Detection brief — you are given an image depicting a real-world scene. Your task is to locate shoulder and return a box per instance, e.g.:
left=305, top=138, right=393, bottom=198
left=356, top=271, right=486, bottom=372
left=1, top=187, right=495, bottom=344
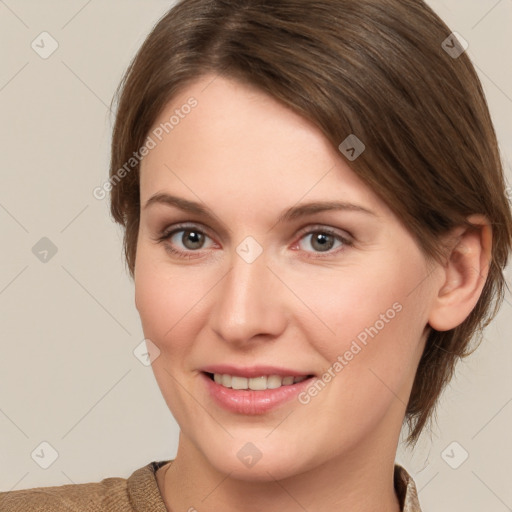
left=0, top=460, right=170, bottom=512
left=0, top=476, right=128, bottom=511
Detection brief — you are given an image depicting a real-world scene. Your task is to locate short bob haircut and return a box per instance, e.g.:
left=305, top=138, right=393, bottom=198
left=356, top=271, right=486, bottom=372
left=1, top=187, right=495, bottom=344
left=108, top=0, right=512, bottom=445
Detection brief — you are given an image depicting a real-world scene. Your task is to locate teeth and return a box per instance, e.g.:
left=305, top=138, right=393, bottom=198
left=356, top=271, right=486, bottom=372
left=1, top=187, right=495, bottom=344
left=210, top=373, right=309, bottom=390
left=248, top=376, right=267, bottom=390
left=267, top=375, right=283, bottom=389
left=232, top=376, right=248, bottom=389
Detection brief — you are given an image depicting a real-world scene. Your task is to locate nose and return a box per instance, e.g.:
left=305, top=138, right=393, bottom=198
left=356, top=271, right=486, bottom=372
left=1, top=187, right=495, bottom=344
left=209, top=247, right=287, bottom=346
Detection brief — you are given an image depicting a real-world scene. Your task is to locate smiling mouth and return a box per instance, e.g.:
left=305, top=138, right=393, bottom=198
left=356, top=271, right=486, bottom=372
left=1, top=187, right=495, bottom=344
left=203, top=371, right=315, bottom=391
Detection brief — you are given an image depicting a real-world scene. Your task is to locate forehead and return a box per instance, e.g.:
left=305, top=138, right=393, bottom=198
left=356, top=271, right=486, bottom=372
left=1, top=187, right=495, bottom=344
left=139, top=74, right=390, bottom=220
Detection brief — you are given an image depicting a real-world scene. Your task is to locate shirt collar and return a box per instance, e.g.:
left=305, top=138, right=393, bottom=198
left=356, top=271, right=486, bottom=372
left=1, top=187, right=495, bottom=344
left=394, top=464, right=423, bottom=511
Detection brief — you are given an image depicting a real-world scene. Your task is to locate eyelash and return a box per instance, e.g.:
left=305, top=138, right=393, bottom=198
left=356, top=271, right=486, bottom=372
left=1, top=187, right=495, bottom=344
left=153, top=222, right=354, bottom=260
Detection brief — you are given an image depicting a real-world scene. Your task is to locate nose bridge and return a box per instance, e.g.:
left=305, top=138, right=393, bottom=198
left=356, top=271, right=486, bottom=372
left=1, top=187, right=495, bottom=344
left=210, top=244, right=285, bottom=343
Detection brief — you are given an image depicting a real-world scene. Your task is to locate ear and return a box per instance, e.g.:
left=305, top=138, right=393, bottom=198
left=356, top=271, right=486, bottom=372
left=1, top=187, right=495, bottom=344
left=427, top=214, right=492, bottom=331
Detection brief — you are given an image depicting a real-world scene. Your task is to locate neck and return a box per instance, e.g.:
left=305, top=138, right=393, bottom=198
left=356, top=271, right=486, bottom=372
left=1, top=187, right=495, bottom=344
left=159, top=426, right=403, bottom=512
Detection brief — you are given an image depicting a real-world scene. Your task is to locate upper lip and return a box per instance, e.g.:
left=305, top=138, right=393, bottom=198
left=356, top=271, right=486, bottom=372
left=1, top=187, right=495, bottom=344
left=200, top=364, right=314, bottom=378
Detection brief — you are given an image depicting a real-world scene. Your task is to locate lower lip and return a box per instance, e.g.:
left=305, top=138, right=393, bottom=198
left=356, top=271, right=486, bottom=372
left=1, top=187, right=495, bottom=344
left=201, top=372, right=315, bottom=414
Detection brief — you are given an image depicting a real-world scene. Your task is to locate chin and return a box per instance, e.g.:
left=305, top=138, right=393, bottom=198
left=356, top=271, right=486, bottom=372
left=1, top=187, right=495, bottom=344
left=217, top=457, right=303, bottom=482
left=198, top=438, right=316, bottom=482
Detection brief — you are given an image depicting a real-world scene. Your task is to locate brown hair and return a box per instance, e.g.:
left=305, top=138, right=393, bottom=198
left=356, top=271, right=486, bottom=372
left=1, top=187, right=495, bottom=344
left=108, top=0, right=512, bottom=445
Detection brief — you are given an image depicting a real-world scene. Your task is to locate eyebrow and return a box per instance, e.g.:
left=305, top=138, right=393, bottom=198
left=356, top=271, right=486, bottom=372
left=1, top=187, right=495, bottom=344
left=143, top=193, right=377, bottom=224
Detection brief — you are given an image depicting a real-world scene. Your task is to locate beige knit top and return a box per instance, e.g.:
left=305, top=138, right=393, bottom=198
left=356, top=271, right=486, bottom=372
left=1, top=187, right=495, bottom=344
left=0, top=460, right=422, bottom=511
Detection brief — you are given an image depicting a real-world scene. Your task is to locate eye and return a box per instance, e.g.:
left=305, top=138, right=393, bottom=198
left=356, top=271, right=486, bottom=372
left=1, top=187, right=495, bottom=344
left=154, top=224, right=215, bottom=260
left=153, top=223, right=353, bottom=260
left=294, top=226, right=353, bottom=258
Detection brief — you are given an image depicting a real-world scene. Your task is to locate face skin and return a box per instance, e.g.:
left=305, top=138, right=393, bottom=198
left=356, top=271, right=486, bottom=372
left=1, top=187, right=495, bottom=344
left=135, top=74, right=492, bottom=512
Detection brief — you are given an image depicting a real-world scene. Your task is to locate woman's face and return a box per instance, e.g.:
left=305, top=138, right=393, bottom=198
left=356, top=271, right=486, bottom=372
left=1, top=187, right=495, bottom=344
left=135, top=74, right=440, bottom=480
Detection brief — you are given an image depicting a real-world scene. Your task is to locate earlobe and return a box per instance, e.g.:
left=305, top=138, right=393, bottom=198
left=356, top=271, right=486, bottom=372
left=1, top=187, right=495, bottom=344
left=427, top=214, right=492, bottom=332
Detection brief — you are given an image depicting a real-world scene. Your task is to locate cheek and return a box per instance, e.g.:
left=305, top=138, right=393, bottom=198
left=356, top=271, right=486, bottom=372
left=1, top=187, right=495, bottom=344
left=296, top=252, right=428, bottom=400
left=293, top=258, right=416, bottom=355
left=134, top=246, right=207, bottom=353
left=133, top=249, right=210, bottom=419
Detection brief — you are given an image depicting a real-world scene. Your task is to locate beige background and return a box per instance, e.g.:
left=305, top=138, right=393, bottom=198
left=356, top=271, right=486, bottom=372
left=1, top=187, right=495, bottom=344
left=0, top=1, right=511, bottom=510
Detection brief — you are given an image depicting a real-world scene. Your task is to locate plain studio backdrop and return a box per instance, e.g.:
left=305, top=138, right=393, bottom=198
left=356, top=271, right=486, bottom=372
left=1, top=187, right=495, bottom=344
left=0, top=1, right=511, bottom=510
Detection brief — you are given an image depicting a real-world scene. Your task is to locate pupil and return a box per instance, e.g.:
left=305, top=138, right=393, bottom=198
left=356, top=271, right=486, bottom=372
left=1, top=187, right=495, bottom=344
left=184, top=230, right=203, bottom=249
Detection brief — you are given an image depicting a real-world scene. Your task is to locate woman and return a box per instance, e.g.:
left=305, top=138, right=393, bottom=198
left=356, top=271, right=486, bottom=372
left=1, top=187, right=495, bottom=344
left=1, top=0, right=510, bottom=510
